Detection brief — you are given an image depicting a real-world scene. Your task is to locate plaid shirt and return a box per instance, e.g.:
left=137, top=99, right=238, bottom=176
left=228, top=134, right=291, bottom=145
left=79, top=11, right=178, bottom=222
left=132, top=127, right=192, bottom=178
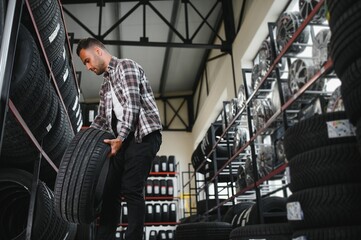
left=91, top=57, right=162, bottom=142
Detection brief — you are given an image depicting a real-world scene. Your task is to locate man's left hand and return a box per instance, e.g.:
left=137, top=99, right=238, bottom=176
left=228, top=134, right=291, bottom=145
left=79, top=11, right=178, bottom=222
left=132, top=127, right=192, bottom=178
left=103, top=138, right=123, bottom=158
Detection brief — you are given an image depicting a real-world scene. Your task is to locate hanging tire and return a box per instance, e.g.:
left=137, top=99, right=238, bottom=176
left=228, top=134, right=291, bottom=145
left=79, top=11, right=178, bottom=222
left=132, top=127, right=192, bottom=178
left=288, top=143, right=361, bottom=192
left=288, top=58, right=320, bottom=94
left=175, top=222, right=232, bottom=240
left=284, top=111, right=356, bottom=160
left=54, top=128, right=114, bottom=224
left=276, top=11, right=310, bottom=54
left=326, top=86, right=344, bottom=113
left=312, top=28, right=331, bottom=69
left=287, top=183, right=361, bottom=230
left=229, top=223, right=292, bottom=240
left=299, top=0, right=327, bottom=23
left=292, top=225, right=361, bottom=240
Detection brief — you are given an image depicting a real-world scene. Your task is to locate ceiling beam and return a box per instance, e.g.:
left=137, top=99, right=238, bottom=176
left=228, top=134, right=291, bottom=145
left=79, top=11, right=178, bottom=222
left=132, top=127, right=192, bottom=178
left=158, top=0, right=180, bottom=96
left=71, top=38, right=223, bottom=49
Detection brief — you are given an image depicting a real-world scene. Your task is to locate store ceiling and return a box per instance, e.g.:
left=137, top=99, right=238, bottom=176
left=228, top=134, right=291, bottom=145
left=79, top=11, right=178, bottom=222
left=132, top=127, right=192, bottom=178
left=60, top=0, right=243, bottom=102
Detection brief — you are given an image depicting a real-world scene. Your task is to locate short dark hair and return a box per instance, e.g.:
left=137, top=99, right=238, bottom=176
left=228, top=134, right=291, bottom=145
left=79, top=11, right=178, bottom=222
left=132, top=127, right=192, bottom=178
left=76, top=37, right=106, bottom=56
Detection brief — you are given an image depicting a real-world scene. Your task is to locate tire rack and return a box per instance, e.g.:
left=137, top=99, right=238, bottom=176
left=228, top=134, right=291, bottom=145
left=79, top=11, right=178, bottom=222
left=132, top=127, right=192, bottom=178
left=182, top=0, right=332, bottom=224
left=0, top=0, right=81, bottom=239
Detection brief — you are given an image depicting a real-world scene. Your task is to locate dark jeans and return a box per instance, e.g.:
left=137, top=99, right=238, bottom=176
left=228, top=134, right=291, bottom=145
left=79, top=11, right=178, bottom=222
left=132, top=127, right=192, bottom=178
left=96, top=130, right=162, bottom=240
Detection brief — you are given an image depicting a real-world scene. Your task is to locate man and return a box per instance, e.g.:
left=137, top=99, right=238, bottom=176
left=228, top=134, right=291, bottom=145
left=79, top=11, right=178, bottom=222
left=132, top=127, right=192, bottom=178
left=76, top=38, right=162, bottom=240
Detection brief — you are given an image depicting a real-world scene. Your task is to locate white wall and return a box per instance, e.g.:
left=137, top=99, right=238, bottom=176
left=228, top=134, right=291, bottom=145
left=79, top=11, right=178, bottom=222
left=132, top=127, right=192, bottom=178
left=192, top=0, right=288, bottom=145
left=157, top=131, right=194, bottom=189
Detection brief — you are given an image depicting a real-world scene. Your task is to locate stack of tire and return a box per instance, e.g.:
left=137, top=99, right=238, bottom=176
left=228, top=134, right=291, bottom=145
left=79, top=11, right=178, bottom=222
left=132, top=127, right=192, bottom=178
left=327, top=0, right=361, bottom=155
left=24, top=0, right=83, bottom=133
left=229, top=197, right=292, bottom=240
left=0, top=24, right=73, bottom=189
left=284, top=111, right=361, bottom=238
left=0, top=168, right=76, bottom=239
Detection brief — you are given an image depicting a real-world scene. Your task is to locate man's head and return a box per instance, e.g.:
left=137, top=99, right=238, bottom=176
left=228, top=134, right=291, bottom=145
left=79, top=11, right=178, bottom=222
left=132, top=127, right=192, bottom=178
left=76, top=38, right=111, bottom=75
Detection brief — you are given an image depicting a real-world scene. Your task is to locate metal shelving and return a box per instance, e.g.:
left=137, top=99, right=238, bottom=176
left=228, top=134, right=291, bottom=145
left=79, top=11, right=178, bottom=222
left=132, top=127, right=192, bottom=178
left=182, top=0, right=332, bottom=224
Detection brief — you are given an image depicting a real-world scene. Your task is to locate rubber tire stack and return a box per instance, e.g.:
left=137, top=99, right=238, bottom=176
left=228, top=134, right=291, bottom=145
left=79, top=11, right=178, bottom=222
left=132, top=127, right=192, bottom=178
left=0, top=23, right=74, bottom=190
left=327, top=0, right=361, bottom=160
left=228, top=197, right=292, bottom=240
left=284, top=111, right=361, bottom=239
left=0, top=169, right=76, bottom=240
left=25, top=0, right=83, bottom=133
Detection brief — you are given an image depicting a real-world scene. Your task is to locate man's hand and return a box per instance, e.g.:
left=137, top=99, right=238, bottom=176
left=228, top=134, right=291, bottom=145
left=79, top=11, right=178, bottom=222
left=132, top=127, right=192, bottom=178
left=103, top=138, right=123, bottom=158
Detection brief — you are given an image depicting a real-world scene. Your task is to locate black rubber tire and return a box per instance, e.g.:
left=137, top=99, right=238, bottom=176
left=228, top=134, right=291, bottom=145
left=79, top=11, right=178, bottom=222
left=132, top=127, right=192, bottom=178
left=284, top=111, right=356, bottom=160
left=0, top=168, right=76, bottom=240
left=175, top=222, right=232, bottom=240
left=329, top=1, right=361, bottom=77
left=1, top=24, right=57, bottom=160
left=247, top=196, right=287, bottom=225
left=288, top=143, right=361, bottom=192
left=327, top=0, right=357, bottom=29
left=229, top=223, right=292, bottom=240
left=339, top=57, right=361, bottom=124
left=54, top=128, right=114, bottom=224
left=287, top=183, right=361, bottom=230
left=34, top=181, right=77, bottom=240
left=41, top=104, right=74, bottom=189
left=38, top=4, right=66, bottom=63
left=292, top=225, right=361, bottom=240
left=27, top=0, right=58, bottom=31
left=222, top=201, right=254, bottom=225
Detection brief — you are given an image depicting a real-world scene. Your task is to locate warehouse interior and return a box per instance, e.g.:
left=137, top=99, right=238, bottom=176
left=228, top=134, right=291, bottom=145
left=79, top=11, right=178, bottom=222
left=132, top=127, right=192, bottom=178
left=1, top=0, right=360, bottom=239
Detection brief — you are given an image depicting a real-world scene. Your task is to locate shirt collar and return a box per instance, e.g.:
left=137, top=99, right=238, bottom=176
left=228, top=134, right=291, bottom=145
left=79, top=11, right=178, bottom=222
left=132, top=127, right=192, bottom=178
left=104, top=56, right=117, bottom=78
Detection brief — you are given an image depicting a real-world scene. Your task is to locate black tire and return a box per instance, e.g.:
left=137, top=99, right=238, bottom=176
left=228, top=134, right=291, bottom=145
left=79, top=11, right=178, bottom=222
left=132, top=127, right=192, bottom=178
left=292, top=225, right=361, bottom=240
left=34, top=181, right=77, bottom=240
left=230, top=202, right=255, bottom=228
left=54, top=128, right=114, bottom=224
left=229, top=223, right=292, bottom=240
left=41, top=104, right=74, bottom=189
left=247, top=196, right=287, bottom=225
left=222, top=201, right=254, bottom=225
left=327, top=0, right=357, bottom=29
left=0, top=168, right=76, bottom=240
left=27, top=0, right=58, bottom=31
left=287, top=183, right=361, bottom=230
left=284, top=111, right=356, bottom=160
left=329, top=1, right=361, bottom=77
left=289, top=143, right=361, bottom=192
left=339, top=57, right=361, bottom=124
left=175, top=222, right=232, bottom=240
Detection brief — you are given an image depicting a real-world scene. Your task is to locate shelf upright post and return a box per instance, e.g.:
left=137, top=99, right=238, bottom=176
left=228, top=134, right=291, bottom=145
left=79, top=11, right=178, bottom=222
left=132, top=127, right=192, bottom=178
left=268, top=22, right=289, bottom=131
left=242, top=69, right=264, bottom=224
left=0, top=0, right=23, bottom=154
left=210, top=122, right=222, bottom=221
